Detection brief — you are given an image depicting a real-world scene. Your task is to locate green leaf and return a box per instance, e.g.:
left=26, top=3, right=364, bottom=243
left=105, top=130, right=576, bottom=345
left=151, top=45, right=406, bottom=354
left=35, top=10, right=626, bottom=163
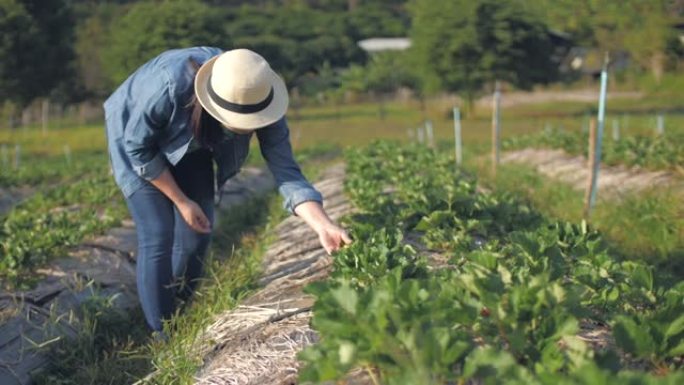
left=331, top=281, right=358, bottom=316
left=612, top=316, right=656, bottom=357
left=664, top=314, right=684, bottom=341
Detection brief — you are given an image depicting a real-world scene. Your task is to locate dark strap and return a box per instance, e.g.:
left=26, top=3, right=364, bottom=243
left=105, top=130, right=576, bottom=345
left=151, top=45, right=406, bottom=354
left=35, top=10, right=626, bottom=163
left=207, top=74, right=273, bottom=114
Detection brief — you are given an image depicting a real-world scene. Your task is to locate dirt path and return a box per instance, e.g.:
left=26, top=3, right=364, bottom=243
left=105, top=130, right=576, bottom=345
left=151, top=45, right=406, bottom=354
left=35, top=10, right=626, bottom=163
left=191, top=165, right=350, bottom=385
left=0, top=168, right=274, bottom=385
left=501, top=148, right=684, bottom=197
left=476, top=89, right=643, bottom=109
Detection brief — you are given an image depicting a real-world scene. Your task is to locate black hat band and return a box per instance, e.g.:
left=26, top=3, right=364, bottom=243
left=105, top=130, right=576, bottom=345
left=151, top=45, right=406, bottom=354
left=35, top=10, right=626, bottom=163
left=207, top=74, right=274, bottom=114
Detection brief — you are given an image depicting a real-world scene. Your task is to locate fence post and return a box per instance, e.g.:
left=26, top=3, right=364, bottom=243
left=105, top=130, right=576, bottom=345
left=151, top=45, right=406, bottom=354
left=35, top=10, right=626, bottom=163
left=41, top=98, right=49, bottom=135
left=292, top=127, right=302, bottom=148
left=491, top=80, right=501, bottom=177
left=584, top=53, right=609, bottom=219
left=656, top=113, right=664, bottom=136
left=425, top=120, right=434, bottom=148
left=63, top=144, right=72, bottom=165
left=453, top=107, right=462, bottom=167
left=584, top=118, right=597, bottom=218
left=612, top=118, right=620, bottom=141
left=14, top=144, right=21, bottom=169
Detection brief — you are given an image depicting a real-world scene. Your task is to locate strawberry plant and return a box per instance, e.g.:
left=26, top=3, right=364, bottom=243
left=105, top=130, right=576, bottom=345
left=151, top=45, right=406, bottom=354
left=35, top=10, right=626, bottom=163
left=0, top=155, right=127, bottom=288
left=502, top=129, right=684, bottom=172
left=299, top=141, right=683, bottom=384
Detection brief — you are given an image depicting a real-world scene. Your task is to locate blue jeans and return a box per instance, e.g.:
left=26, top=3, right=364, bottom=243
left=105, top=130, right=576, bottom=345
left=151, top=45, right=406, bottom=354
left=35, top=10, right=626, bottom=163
left=125, top=149, right=214, bottom=331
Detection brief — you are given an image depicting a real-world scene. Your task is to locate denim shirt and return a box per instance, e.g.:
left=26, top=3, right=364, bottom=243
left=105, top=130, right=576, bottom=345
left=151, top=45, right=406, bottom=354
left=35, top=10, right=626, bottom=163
left=103, top=46, right=322, bottom=213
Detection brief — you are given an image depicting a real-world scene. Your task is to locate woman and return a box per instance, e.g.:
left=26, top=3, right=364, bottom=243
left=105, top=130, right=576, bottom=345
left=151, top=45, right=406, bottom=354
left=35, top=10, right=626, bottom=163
left=104, top=47, right=351, bottom=333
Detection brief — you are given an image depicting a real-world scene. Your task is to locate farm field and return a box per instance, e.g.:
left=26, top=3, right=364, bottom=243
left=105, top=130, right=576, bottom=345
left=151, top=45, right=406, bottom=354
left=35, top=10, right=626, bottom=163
left=297, top=142, right=683, bottom=384
left=0, top=95, right=683, bottom=384
left=2, top=0, right=684, bottom=383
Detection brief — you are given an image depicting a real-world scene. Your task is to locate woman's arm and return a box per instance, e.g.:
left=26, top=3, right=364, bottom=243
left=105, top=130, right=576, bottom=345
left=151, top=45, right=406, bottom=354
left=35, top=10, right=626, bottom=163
left=294, top=201, right=352, bottom=255
left=150, top=168, right=211, bottom=233
left=256, top=118, right=352, bottom=254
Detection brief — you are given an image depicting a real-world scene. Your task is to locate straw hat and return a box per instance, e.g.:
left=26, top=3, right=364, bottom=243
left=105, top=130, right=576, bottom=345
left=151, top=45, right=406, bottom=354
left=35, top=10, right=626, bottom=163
left=194, top=49, right=289, bottom=131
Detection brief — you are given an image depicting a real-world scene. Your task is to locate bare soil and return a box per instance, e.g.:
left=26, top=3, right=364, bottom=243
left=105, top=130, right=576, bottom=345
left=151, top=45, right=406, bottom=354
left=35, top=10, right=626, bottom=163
left=501, top=148, right=684, bottom=197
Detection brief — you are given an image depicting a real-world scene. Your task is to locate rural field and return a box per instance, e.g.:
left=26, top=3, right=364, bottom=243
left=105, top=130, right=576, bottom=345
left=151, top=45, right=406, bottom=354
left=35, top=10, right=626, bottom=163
left=1, top=0, right=683, bottom=384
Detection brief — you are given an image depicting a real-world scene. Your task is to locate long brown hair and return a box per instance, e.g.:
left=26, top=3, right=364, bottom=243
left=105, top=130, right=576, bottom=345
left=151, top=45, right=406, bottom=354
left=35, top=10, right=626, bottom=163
left=188, top=59, right=223, bottom=149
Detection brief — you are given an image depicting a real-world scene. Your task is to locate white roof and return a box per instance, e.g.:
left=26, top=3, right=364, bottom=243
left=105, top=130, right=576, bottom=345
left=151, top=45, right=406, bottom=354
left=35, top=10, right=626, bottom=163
left=358, top=38, right=411, bottom=52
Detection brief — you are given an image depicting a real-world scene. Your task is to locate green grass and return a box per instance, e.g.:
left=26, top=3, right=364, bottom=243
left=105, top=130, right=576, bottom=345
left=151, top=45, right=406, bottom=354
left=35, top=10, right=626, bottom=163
left=0, top=124, right=106, bottom=157
left=287, top=95, right=683, bottom=152
left=34, top=289, right=151, bottom=385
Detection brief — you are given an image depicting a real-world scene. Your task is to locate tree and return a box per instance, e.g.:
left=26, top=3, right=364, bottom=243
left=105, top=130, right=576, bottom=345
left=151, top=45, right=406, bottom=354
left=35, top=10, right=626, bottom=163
left=0, top=0, right=74, bottom=114
left=71, top=3, right=123, bottom=99
left=223, top=5, right=363, bottom=85
left=339, top=51, right=421, bottom=119
left=530, top=0, right=679, bottom=82
left=102, top=0, right=225, bottom=86
left=410, top=0, right=557, bottom=113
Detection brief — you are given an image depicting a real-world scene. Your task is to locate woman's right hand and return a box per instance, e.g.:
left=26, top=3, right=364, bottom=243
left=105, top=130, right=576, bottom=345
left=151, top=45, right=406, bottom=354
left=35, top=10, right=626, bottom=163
left=177, top=199, right=211, bottom=233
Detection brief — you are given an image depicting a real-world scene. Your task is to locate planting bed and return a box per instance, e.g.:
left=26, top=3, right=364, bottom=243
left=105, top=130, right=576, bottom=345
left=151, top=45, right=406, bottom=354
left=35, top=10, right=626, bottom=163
left=0, top=168, right=274, bottom=385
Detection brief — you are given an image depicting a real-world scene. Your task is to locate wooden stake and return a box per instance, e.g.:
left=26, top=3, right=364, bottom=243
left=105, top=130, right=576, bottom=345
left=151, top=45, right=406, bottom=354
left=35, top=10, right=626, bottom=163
left=491, top=81, right=501, bottom=177
left=41, top=99, right=49, bottom=135
left=584, top=118, right=597, bottom=219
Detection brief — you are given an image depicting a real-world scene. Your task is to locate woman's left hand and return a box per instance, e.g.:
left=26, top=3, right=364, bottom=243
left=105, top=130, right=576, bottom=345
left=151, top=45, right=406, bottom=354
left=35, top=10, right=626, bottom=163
left=316, top=223, right=353, bottom=255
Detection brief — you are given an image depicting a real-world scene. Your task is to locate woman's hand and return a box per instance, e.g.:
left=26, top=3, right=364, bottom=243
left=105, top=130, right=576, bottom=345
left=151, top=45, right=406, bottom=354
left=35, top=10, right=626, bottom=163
left=149, top=168, right=211, bottom=234
left=316, top=223, right=353, bottom=255
left=177, top=199, right=211, bottom=233
left=294, top=201, right=353, bottom=255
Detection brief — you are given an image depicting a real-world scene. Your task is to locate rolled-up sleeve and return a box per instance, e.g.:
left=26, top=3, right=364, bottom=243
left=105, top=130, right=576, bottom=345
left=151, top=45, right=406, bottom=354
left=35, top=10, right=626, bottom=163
left=122, top=74, right=174, bottom=181
left=257, top=117, right=322, bottom=214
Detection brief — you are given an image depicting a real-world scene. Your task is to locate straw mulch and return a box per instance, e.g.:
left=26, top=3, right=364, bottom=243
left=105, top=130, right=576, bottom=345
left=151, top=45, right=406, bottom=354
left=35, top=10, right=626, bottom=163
left=194, top=165, right=354, bottom=385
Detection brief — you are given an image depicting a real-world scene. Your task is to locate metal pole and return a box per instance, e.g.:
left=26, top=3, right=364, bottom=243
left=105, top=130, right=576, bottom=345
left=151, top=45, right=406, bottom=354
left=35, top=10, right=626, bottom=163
left=587, top=53, right=609, bottom=214
left=491, top=80, right=501, bottom=177
left=453, top=107, right=462, bottom=166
